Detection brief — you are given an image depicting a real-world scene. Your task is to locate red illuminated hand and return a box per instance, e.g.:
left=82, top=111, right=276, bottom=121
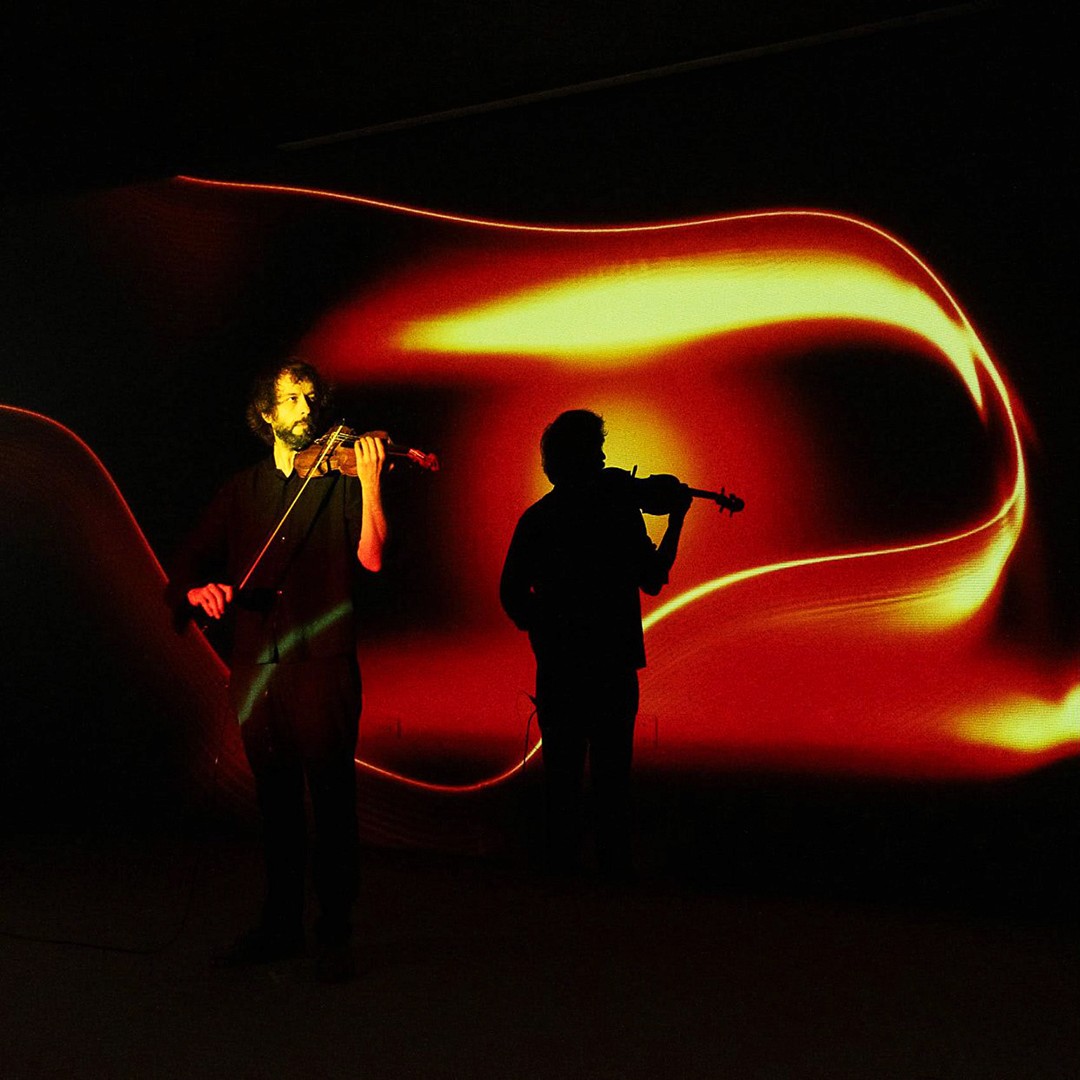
left=353, top=434, right=386, bottom=488
left=187, top=583, right=233, bottom=620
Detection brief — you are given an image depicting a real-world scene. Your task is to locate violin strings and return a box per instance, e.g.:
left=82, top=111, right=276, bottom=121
left=306, top=428, right=437, bottom=469
left=236, top=429, right=341, bottom=590
left=314, top=432, right=412, bottom=454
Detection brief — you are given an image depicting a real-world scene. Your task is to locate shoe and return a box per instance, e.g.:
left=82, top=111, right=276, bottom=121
left=315, top=938, right=356, bottom=983
left=212, top=925, right=305, bottom=968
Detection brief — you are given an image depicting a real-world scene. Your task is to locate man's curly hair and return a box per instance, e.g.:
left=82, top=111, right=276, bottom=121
left=540, top=409, right=606, bottom=484
left=245, top=358, right=333, bottom=446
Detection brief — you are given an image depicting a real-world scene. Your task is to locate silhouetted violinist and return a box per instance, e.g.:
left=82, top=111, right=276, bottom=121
left=500, top=409, right=704, bottom=883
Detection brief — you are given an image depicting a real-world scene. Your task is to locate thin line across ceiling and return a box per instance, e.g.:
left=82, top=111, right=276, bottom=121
left=278, top=1, right=998, bottom=152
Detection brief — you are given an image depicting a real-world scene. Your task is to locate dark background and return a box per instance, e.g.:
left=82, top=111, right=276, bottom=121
left=1, top=9, right=1078, bottom=1076
left=1, top=0, right=1076, bottom=905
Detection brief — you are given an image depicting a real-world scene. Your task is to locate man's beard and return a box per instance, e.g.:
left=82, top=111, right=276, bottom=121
left=273, top=417, right=316, bottom=451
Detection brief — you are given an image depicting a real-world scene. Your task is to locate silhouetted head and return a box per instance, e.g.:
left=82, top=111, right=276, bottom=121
left=246, top=358, right=333, bottom=448
left=540, top=409, right=607, bottom=486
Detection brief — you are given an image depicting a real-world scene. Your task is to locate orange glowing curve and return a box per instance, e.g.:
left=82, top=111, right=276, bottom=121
left=177, top=175, right=855, bottom=234
left=0, top=404, right=544, bottom=795
left=172, top=176, right=1076, bottom=767
left=0, top=406, right=185, bottom=588
left=174, top=176, right=982, bottom=403
left=0, top=406, right=231, bottom=692
left=356, top=739, right=543, bottom=793
left=12, top=408, right=557, bottom=796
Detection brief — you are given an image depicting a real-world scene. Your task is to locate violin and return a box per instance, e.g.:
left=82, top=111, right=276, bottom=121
left=605, top=468, right=745, bottom=516
left=294, top=424, right=440, bottom=478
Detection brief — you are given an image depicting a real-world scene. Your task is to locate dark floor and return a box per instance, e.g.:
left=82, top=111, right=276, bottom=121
left=2, top=764, right=1078, bottom=1080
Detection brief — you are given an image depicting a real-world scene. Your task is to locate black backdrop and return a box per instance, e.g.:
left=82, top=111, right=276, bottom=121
left=0, top=2, right=1076, bottom=913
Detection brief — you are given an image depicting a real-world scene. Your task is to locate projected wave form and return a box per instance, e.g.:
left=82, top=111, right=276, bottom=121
left=14, top=177, right=1080, bottom=787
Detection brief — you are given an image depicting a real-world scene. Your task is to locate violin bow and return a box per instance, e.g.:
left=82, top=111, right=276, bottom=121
left=236, top=422, right=345, bottom=592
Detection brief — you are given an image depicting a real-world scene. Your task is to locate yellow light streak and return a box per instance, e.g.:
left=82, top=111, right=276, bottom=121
left=173, top=178, right=1056, bottom=763
left=400, top=252, right=983, bottom=407
left=644, top=478, right=1022, bottom=636
left=959, top=685, right=1080, bottom=753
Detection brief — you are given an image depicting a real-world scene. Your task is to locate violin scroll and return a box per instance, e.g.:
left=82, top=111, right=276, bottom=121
left=687, top=485, right=745, bottom=516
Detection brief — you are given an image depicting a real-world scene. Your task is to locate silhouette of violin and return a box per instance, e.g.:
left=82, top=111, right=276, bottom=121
left=608, top=468, right=745, bottom=516
left=685, top=482, right=745, bottom=516
left=294, top=424, right=439, bottom=477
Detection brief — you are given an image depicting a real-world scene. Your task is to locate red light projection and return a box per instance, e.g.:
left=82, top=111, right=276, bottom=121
left=250, top=183, right=1071, bottom=783
left=16, top=178, right=1079, bottom=794
left=0, top=404, right=244, bottom=805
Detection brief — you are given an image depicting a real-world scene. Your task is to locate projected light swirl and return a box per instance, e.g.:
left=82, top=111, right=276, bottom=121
left=395, top=231, right=1021, bottom=635
left=401, top=252, right=984, bottom=405
left=101, top=182, right=1080, bottom=778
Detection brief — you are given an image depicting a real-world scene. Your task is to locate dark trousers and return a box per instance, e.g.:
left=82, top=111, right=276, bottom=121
left=535, top=662, right=639, bottom=874
left=230, top=657, right=362, bottom=943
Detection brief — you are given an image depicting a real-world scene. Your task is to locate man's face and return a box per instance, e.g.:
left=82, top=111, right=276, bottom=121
left=263, top=373, right=319, bottom=450
left=591, top=439, right=607, bottom=474
left=564, top=435, right=606, bottom=482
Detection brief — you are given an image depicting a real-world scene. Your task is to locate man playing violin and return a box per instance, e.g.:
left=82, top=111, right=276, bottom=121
left=168, top=358, right=386, bottom=981
left=500, top=409, right=692, bottom=883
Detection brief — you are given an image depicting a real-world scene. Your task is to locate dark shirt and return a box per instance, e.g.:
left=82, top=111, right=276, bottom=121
left=168, top=456, right=365, bottom=664
left=499, top=470, right=669, bottom=671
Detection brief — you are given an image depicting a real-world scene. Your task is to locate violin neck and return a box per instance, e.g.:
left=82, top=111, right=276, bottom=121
left=688, top=486, right=744, bottom=514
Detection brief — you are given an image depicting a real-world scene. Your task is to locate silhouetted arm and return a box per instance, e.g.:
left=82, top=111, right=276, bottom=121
left=639, top=487, right=693, bottom=596
left=499, top=515, right=537, bottom=631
